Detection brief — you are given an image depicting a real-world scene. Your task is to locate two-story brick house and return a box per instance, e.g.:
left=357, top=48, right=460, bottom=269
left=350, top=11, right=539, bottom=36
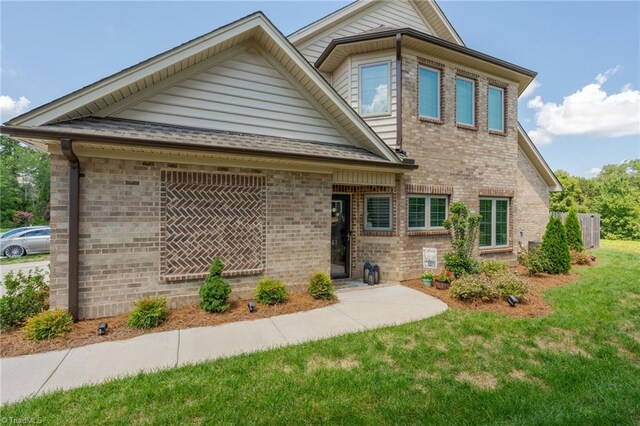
left=2, top=0, right=561, bottom=319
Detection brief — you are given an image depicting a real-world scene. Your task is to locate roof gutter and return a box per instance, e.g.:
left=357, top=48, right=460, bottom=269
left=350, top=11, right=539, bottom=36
left=0, top=125, right=418, bottom=171
left=60, top=138, right=79, bottom=321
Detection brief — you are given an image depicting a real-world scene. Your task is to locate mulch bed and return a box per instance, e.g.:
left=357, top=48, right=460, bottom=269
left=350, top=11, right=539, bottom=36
left=0, top=293, right=336, bottom=358
left=403, top=265, right=585, bottom=318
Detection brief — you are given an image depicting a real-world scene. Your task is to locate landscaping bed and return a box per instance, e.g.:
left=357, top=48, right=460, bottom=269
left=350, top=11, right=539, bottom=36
left=404, top=266, right=581, bottom=318
left=0, top=292, right=335, bottom=357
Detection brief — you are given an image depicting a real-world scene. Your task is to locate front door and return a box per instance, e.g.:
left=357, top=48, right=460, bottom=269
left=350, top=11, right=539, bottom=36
left=331, top=194, right=351, bottom=279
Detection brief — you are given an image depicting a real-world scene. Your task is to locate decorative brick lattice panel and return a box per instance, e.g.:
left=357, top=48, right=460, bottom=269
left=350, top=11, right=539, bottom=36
left=161, top=171, right=265, bottom=281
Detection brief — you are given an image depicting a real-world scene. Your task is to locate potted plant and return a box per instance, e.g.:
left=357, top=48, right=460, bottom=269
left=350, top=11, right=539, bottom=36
left=420, top=272, right=434, bottom=287
left=435, top=270, right=453, bottom=290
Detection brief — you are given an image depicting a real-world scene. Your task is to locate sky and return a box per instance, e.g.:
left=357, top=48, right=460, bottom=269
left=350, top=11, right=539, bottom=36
left=1, top=1, right=639, bottom=177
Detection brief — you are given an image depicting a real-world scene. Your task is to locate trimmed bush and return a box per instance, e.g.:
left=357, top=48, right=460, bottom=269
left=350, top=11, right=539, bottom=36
left=443, top=202, right=481, bottom=277
left=450, top=274, right=498, bottom=302
left=518, top=246, right=550, bottom=276
left=480, top=260, right=509, bottom=277
left=564, top=207, right=584, bottom=252
left=0, top=269, right=49, bottom=331
left=570, top=249, right=592, bottom=265
left=127, top=297, right=169, bottom=329
left=541, top=217, right=571, bottom=274
left=494, top=271, right=529, bottom=301
left=308, top=272, right=334, bottom=300
left=255, top=278, right=288, bottom=305
left=199, top=257, right=232, bottom=313
left=25, top=309, right=73, bottom=341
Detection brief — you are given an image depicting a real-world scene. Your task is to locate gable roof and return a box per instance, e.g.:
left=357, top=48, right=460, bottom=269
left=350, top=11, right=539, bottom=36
left=518, top=123, right=562, bottom=192
left=288, top=0, right=464, bottom=47
left=4, top=12, right=404, bottom=165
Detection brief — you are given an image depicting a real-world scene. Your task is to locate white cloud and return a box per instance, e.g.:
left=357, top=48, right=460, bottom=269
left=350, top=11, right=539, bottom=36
left=0, top=67, right=24, bottom=77
left=590, top=167, right=602, bottom=175
left=0, top=95, right=31, bottom=122
left=526, top=66, right=640, bottom=145
left=361, top=83, right=389, bottom=115
left=520, top=79, right=541, bottom=99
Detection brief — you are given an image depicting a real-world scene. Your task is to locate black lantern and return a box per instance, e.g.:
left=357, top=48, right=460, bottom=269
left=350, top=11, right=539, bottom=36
left=363, top=261, right=372, bottom=284
left=507, top=295, right=519, bottom=307
left=248, top=300, right=256, bottom=313
left=97, top=322, right=108, bottom=336
left=372, top=264, right=381, bottom=285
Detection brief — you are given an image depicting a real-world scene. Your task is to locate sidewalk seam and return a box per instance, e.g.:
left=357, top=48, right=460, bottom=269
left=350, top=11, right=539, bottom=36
left=269, top=318, right=290, bottom=344
left=35, top=348, right=71, bottom=396
left=175, top=330, right=181, bottom=367
left=330, top=305, right=365, bottom=328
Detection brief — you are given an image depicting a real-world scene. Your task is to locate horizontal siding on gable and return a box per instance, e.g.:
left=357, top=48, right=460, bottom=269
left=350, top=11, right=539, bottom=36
left=113, top=49, right=350, bottom=145
left=298, top=0, right=431, bottom=64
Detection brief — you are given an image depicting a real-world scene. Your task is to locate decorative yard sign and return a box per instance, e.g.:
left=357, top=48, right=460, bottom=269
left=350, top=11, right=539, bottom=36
left=422, top=248, right=437, bottom=269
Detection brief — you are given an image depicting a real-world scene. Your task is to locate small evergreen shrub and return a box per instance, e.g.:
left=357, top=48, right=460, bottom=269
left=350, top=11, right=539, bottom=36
left=443, top=202, right=481, bottom=277
left=199, top=257, right=232, bottom=313
left=0, top=269, right=49, bottom=331
left=255, top=278, right=288, bottom=305
left=494, top=271, right=529, bottom=301
left=518, top=246, right=550, bottom=276
left=127, top=297, right=169, bottom=329
left=480, top=260, right=509, bottom=277
left=25, top=309, right=73, bottom=341
left=570, top=249, right=592, bottom=265
left=541, top=217, right=571, bottom=274
left=450, top=274, right=498, bottom=302
left=564, top=207, right=584, bottom=252
left=308, top=272, right=334, bottom=300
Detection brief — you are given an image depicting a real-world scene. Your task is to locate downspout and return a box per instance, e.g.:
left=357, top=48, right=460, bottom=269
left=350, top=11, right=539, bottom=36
left=395, top=32, right=403, bottom=150
left=60, top=138, right=79, bottom=321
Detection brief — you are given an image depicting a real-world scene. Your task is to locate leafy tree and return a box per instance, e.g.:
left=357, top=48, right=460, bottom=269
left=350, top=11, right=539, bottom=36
left=564, top=206, right=584, bottom=251
left=541, top=217, right=571, bottom=274
left=550, top=170, right=595, bottom=213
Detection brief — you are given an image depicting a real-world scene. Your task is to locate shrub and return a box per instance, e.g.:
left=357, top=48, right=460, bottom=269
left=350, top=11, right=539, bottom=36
left=480, top=260, right=509, bottom=277
left=570, top=249, right=592, bottom=265
left=564, top=207, right=584, bottom=252
left=199, top=257, right=232, bottom=313
left=541, top=217, right=571, bottom=274
left=494, top=271, right=529, bottom=301
left=25, top=309, right=73, bottom=341
left=127, top=297, right=169, bottom=329
left=0, top=269, right=49, bottom=331
left=518, top=246, right=550, bottom=276
left=255, top=278, right=288, bottom=305
left=308, top=272, right=334, bottom=300
left=450, top=274, right=498, bottom=302
left=12, top=211, right=33, bottom=226
left=443, top=202, right=481, bottom=277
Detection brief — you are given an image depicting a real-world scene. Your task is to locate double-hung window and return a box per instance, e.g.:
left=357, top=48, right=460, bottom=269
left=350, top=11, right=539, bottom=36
left=479, top=198, right=509, bottom=248
left=365, top=195, right=392, bottom=231
left=360, top=62, right=390, bottom=116
left=408, top=196, right=448, bottom=230
left=418, top=66, right=441, bottom=120
left=456, top=76, right=475, bottom=126
left=488, top=85, right=505, bottom=132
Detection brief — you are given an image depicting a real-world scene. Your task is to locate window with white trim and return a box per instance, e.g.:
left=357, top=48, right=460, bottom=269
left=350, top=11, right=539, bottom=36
left=479, top=198, right=509, bottom=248
left=408, top=196, right=448, bottom=230
left=359, top=62, right=391, bottom=116
left=365, top=195, right=392, bottom=231
left=456, top=76, right=475, bottom=126
left=488, top=85, right=505, bottom=132
left=418, top=66, right=440, bottom=120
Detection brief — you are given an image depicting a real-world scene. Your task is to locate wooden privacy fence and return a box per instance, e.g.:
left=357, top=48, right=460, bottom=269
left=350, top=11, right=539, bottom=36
left=551, top=212, right=601, bottom=249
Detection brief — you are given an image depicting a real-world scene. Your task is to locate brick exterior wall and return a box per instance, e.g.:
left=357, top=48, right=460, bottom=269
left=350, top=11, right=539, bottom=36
left=50, top=154, right=331, bottom=319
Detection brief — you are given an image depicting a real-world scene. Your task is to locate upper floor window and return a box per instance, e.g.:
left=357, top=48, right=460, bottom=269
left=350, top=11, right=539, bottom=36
left=408, top=195, right=448, bottom=230
left=479, top=198, right=509, bottom=248
left=418, top=66, right=440, bottom=120
left=456, top=76, right=475, bottom=126
left=488, top=86, right=505, bottom=132
left=360, top=62, right=390, bottom=117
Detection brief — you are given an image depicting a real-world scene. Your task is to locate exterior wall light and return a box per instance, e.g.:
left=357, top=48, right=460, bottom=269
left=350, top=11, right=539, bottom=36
left=97, top=322, right=108, bottom=335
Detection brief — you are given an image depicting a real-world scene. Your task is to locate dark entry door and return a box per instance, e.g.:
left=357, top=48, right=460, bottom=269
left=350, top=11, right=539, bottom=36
left=331, top=194, right=351, bottom=279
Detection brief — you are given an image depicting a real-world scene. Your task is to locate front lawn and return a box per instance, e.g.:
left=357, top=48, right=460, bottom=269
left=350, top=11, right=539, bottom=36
left=1, top=241, right=639, bottom=424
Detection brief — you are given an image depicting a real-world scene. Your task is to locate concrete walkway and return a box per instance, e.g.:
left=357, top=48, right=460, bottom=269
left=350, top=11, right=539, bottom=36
left=0, top=284, right=447, bottom=405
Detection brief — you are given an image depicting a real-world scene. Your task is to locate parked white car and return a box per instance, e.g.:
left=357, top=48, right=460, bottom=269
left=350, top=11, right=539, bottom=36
left=0, top=226, right=50, bottom=257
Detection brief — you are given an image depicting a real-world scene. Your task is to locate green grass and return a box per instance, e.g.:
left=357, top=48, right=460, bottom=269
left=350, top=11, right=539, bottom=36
left=0, top=253, right=49, bottom=266
left=2, top=242, right=639, bottom=425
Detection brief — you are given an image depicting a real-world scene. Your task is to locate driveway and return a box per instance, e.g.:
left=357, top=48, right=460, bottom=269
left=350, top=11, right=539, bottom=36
left=0, top=260, right=50, bottom=297
left=0, top=284, right=447, bottom=405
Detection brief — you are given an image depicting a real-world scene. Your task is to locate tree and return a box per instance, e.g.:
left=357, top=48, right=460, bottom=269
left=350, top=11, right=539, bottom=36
left=443, top=202, right=481, bottom=277
left=564, top=206, right=583, bottom=251
left=550, top=170, right=595, bottom=213
left=541, top=217, right=571, bottom=274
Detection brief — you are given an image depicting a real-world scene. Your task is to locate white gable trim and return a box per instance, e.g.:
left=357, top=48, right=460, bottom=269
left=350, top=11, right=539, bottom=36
left=518, top=123, right=562, bottom=192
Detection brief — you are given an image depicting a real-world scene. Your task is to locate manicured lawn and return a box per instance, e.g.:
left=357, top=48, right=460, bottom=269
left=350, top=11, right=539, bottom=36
left=0, top=253, right=49, bottom=266
left=2, top=241, right=639, bottom=424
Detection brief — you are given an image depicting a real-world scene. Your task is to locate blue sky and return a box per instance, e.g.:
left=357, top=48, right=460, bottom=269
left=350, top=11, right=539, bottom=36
left=1, top=1, right=639, bottom=177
